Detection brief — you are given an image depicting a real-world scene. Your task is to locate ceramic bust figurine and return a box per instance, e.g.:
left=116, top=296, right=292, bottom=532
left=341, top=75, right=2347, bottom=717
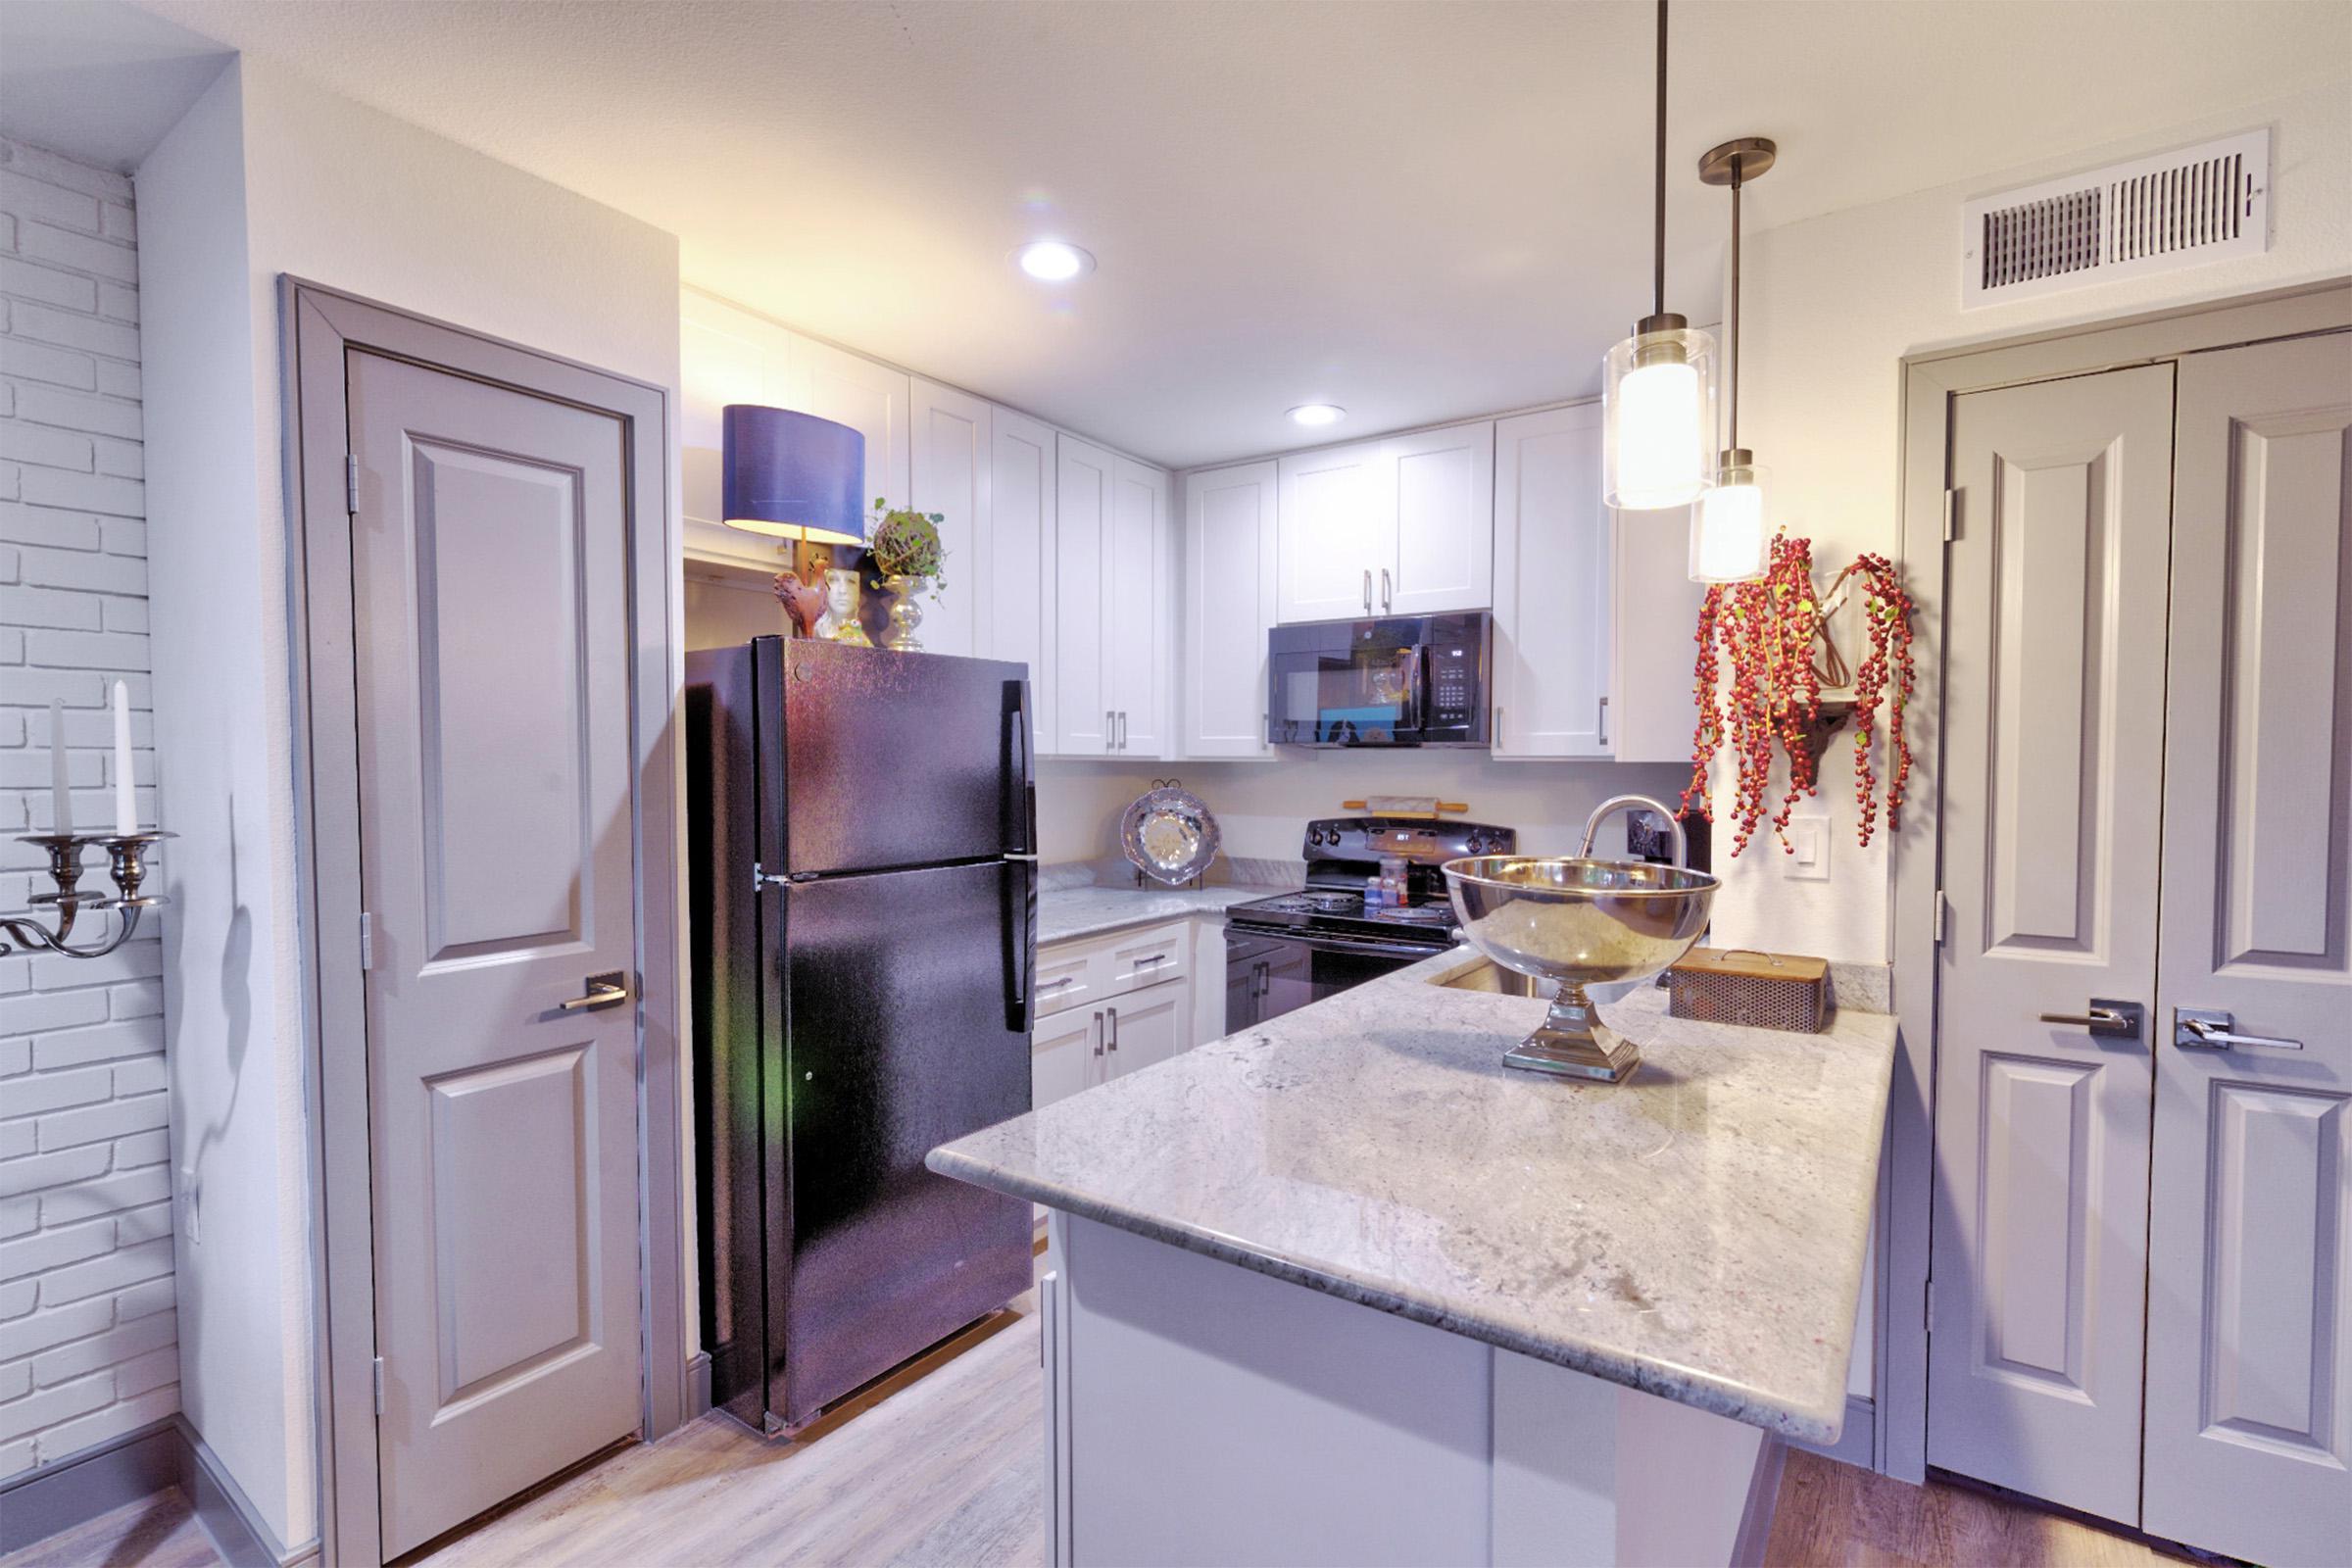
left=816, top=567, right=869, bottom=646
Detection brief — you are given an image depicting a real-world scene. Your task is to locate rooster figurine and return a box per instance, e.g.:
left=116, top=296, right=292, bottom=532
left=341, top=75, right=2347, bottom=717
left=773, top=570, right=827, bottom=639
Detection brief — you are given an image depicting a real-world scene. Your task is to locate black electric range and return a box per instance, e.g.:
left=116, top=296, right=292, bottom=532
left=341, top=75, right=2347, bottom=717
left=1223, top=815, right=1517, bottom=1030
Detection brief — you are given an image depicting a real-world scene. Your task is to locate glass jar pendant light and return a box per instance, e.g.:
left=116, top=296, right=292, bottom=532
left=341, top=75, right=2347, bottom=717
left=1689, top=136, right=1777, bottom=583
left=1602, top=0, right=1717, bottom=511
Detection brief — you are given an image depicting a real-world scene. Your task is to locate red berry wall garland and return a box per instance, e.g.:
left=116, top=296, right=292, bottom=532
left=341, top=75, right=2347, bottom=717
left=1677, top=534, right=1916, bottom=856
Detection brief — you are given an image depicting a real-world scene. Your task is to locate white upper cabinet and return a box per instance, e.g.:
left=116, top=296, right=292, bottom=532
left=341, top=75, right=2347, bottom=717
left=1276, top=440, right=1392, bottom=622
left=1493, top=405, right=1611, bottom=758
left=789, top=332, right=910, bottom=514
left=988, top=406, right=1055, bottom=716
left=1386, top=422, right=1494, bottom=615
left=1608, top=502, right=1705, bottom=764
left=1052, top=435, right=1116, bottom=755
left=1274, top=428, right=1494, bottom=623
left=907, top=378, right=991, bottom=660
left=1108, top=458, right=1172, bottom=758
left=1183, top=462, right=1277, bottom=758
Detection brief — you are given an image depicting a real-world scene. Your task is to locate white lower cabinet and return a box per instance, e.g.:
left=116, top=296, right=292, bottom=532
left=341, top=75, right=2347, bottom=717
left=1032, top=920, right=1214, bottom=1112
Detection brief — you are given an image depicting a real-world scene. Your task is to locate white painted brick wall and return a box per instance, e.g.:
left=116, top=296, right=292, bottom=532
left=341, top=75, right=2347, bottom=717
left=0, top=134, right=174, bottom=1482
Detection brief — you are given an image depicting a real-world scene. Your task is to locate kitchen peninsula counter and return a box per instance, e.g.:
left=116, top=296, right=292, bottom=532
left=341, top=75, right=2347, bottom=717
left=932, top=947, right=1899, bottom=1566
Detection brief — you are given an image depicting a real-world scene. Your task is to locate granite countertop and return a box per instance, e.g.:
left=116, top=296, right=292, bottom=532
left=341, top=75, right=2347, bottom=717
left=930, top=947, right=1898, bottom=1443
left=1035, top=882, right=1266, bottom=946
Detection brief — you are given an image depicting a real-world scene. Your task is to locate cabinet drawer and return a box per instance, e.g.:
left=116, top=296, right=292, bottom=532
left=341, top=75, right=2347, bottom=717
left=1102, top=922, right=1189, bottom=996
left=1035, top=944, right=1098, bottom=1017
left=1036, top=920, right=1193, bottom=1017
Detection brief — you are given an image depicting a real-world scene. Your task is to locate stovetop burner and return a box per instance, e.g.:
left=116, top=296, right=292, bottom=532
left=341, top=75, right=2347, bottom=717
left=1303, top=891, right=1357, bottom=913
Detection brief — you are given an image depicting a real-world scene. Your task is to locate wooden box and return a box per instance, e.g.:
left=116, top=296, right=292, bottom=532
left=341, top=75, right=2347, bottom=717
left=1662, top=949, right=1830, bottom=1033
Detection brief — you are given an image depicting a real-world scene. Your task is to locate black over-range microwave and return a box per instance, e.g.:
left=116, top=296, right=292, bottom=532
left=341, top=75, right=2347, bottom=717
left=1266, top=612, right=1493, bottom=747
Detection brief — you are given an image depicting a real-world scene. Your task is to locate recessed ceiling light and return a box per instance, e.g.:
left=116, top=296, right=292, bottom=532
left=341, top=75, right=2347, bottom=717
left=1288, top=404, right=1346, bottom=427
left=1014, top=241, right=1095, bottom=282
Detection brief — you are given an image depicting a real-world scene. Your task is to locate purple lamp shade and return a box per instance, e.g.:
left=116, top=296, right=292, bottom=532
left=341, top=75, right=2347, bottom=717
left=721, top=405, right=867, bottom=546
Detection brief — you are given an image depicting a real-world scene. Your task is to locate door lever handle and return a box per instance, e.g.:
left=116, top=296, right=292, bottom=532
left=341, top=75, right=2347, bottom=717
left=559, top=971, right=629, bottom=1011
left=2037, top=1000, right=2141, bottom=1039
left=2175, top=1008, right=2303, bottom=1052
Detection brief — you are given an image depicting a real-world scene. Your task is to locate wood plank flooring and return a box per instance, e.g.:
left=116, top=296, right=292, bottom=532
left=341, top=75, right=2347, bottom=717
left=4, top=1301, right=2204, bottom=1568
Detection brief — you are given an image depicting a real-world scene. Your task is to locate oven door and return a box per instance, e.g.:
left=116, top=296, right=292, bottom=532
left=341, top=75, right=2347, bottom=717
left=1251, top=930, right=1443, bottom=1023
left=1267, top=621, right=1426, bottom=745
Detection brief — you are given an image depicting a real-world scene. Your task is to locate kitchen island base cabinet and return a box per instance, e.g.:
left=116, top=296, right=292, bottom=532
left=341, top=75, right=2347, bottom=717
left=1041, top=1212, right=1782, bottom=1568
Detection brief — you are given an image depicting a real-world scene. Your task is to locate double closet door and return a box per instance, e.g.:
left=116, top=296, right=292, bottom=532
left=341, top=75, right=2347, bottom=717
left=1927, top=329, right=2349, bottom=1568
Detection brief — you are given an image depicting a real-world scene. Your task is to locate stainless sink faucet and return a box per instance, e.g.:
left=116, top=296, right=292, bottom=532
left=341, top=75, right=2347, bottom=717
left=1578, top=794, right=1687, bottom=866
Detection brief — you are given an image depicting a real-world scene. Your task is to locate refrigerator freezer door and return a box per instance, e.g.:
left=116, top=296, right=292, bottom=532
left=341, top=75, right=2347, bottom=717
left=756, top=637, right=1035, bottom=877
left=769, top=858, right=1034, bottom=1427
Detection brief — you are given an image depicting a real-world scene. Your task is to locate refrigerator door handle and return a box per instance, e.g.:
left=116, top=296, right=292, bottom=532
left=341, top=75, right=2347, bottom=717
left=1004, top=678, right=1039, bottom=858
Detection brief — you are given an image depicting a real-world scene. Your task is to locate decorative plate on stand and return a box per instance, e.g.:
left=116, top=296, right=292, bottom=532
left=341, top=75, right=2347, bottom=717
left=1119, top=780, right=1221, bottom=886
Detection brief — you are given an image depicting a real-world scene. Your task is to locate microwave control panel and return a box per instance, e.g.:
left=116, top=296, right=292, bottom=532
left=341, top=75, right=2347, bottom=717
left=1430, top=643, right=1475, bottom=726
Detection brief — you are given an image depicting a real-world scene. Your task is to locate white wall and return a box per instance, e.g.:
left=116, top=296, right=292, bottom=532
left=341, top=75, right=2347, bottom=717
left=136, top=53, right=681, bottom=1551
left=0, top=133, right=176, bottom=1481
left=1708, top=78, right=2352, bottom=964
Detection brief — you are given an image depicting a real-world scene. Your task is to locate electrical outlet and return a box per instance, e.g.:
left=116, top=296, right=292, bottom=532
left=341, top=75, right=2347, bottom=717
left=1785, top=814, right=1831, bottom=881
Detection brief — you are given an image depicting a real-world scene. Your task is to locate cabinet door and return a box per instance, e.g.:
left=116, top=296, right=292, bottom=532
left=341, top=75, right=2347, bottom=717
left=787, top=331, right=909, bottom=514
left=1608, top=505, right=1704, bottom=763
left=1032, top=1006, right=1102, bottom=1110
left=1104, top=983, right=1191, bottom=1080
left=908, top=378, right=991, bottom=659
left=1184, top=462, right=1278, bottom=758
left=1053, top=436, right=1115, bottom=754
left=989, top=407, right=1056, bottom=730
left=1386, top=422, right=1494, bottom=614
left=1109, top=458, right=1171, bottom=758
left=1277, top=441, right=1392, bottom=623
left=1492, top=406, right=1611, bottom=758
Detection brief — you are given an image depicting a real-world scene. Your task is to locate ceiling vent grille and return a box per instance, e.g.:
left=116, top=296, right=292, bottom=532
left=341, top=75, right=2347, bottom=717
left=1961, top=129, right=2269, bottom=308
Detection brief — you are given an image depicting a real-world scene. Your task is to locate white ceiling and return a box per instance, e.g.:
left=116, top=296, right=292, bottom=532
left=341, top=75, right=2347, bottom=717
left=24, top=1, right=2352, bottom=466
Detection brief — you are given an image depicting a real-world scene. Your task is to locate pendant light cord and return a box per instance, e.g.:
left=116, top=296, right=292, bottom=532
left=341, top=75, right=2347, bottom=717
left=1728, top=156, right=1741, bottom=450
left=1652, top=0, right=1668, bottom=318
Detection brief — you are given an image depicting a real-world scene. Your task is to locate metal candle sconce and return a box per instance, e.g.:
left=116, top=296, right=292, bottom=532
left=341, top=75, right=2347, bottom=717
left=1, top=830, right=173, bottom=958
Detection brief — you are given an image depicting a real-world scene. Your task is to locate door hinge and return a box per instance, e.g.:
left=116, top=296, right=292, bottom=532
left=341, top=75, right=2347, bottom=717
left=346, top=453, right=361, bottom=515
left=1942, top=487, right=1958, bottom=543
left=1933, top=888, right=1950, bottom=946
left=372, top=1355, right=386, bottom=1413
left=358, top=910, right=374, bottom=969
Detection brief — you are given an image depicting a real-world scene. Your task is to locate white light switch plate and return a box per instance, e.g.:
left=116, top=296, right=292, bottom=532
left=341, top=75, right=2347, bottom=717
left=1785, top=814, right=1831, bottom=881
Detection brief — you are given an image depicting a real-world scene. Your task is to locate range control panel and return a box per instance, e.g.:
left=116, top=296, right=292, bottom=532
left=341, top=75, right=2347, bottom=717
left=1299, top=816, right=1518, bottom=867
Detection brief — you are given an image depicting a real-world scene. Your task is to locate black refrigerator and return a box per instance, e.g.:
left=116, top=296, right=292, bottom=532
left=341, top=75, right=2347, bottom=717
left=687, top=635, right=1037, bottom=1435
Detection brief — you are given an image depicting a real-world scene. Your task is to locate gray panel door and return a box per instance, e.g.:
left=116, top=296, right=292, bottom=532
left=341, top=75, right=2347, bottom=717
left=2143, top=331, right=2352, bottom=1567
left=1927, top=364, right=2174, bottom=1524
left=347, top=350, right=643, bottom=1557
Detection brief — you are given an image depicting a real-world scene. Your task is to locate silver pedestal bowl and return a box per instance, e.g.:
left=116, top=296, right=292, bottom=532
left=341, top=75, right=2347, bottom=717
left=1442, top=795, right=1718, bottom=1083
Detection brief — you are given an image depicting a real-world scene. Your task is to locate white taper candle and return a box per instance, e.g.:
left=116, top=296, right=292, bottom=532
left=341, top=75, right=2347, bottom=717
left=111, top=681, right=136, bottom=836
left=50, top=699, right=73, bottom=834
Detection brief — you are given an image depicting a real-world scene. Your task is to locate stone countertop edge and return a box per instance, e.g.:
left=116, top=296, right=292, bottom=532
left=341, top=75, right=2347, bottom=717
left=929, top=945, right=1899, bottom=1445
left=1034, top=881, right=1269, bottom=947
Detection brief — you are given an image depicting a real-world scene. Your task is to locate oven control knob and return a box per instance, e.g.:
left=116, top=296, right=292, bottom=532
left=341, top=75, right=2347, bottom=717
left=1307, top=828, right=1325, bottom=847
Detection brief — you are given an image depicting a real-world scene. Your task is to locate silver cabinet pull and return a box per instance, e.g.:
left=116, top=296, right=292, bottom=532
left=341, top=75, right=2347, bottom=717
left=1092, top=1009, right=1104, bottom=1056
left=1380, top=567, right=1392, bottom=612
left=1597, top=695, right=1609, bottom=747
left=1118, top=710, right=1128, bottom=750
left=1104, top=710, right=1114, bottom=751
left=2038, top=1000, right=2142, bottom=1040
left=2175, top=1008, right=2303, bottom=1051
left=558, top=971, right=629, bottom=1011
left=1361, top=569, right=1372, bottom=612
left=1106, top=1006, right=1118, bottom=1053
